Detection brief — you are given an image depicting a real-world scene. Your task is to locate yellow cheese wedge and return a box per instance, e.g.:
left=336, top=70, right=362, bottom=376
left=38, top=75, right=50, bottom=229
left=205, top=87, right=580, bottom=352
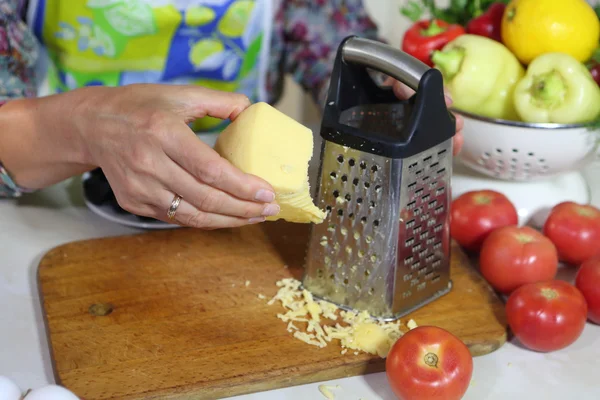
left=214, top=102, right=325, bottom=224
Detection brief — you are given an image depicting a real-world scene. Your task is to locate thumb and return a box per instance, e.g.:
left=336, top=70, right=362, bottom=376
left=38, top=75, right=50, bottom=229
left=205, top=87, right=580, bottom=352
left=163, top=85, right=252, bottom=123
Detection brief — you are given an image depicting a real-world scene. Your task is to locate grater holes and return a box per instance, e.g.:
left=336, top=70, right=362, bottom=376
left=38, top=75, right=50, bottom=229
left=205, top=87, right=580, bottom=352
left=364, top=182, right=370, bottom=189
left=337, top=209, right=344, bottom=216
left=349, top=158, right=356, bottom=167
left=360, top=216, right=367, bottom=224
left=352, top=178, right=359, bottom=186
left=326, top=205, right=332, bottom=213
left=369, top=201, right=375, bottom=209
left=333, top=190, right=340, bottom=198
left=404, top=255, right=414, bottom=265
left=371, top=165, right=379, bottom=173
left=345, top=193, right=352, bottom=201
left=330, top=172, right=337, bottom=179
left=337, top=155, right=344, bottom=163
left=357, top=197, right=363, bottom=204
left=368, top=287, right=375, bottom=295
left=317, top=269, right=324, bottom=278
left=343, top=278, right=349, bottom=285
left=348, top=212, right=355, bottom=219
left=373, top=219, right=380, bottom=227
left=341, top=175, right=348, bottom=183
left=360, top=161, right=367, bottom=170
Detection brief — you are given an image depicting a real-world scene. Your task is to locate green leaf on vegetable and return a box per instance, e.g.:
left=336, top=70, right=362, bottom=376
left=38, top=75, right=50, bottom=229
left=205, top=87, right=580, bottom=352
left=400, top=1, right=425, bottom=22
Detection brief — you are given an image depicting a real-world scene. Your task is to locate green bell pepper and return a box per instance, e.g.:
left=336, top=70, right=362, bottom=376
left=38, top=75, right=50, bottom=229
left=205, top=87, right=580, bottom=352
left=431, top=34, right=525, bottom=121
left=513, top=52, right=600, bottom=124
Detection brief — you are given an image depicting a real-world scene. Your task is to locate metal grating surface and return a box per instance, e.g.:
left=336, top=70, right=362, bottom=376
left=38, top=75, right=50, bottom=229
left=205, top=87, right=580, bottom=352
left=303, top=138, right=453, bottom=320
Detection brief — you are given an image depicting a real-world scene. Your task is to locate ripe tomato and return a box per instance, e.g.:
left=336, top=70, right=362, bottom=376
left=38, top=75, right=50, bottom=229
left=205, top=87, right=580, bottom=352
left=386, top=326, right=473, bottom=400
left=575, top=258, right=600, bottom=324
left=450, top=190, right=518, bottom=252
left=506, top=280, right=587, bottom=352
left=543, top=201, right=600, bottom=265
left=479, top=226, right=558, bottom=294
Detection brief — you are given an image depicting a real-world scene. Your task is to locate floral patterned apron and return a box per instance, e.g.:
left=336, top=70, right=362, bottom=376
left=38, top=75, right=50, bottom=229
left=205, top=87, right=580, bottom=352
left=26, top=0, right=272, bottom=134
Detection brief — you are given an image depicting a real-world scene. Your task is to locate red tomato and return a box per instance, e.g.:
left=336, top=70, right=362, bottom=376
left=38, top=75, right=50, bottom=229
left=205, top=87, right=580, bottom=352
left=506, top=280, right=587, bottom=352
left=386, top=326, right=473, bottom=400
left=575, top=258, right=600, bottom=324
left=450, top=190, right=518, bottom=252
left=479, top=226, right=558, bottom=294
left=543, top=201, right=600, bottom=265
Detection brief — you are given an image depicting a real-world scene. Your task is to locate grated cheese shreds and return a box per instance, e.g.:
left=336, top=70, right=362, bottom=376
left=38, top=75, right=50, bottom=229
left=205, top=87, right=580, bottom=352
left=318, top=384, right=340, bottom=399
left=264, top=278, right=408, bottom=358
left=407, top=319, right=418, bottom=330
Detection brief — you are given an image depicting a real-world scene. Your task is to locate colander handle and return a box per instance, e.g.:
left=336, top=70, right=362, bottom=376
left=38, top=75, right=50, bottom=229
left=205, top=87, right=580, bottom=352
left=342, top=37, right=429, bottom=91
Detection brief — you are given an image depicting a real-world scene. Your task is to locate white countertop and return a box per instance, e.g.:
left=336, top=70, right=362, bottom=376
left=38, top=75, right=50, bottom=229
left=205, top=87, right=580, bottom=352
left=2, top=164, right=600, bottom=400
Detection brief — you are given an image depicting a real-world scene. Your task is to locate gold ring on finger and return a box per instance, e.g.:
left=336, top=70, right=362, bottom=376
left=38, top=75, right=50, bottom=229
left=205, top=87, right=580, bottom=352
left=167, top=194, right=182, bottom=220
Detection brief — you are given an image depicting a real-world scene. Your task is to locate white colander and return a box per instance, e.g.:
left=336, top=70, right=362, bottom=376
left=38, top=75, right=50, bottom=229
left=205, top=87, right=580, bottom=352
left=455, top=110, right=600, bottom=182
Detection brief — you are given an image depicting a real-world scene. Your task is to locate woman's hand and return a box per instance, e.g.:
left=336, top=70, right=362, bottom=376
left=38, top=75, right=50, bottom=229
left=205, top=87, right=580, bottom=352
left=385, top=78, right=464, bottom=155
left=0, top=84, right=280, bottom=229
left=69, top=84, right=281, bottom=229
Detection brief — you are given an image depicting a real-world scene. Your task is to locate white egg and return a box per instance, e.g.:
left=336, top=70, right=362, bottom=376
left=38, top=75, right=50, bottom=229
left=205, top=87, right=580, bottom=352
left=0, top=376, right=22, bottom=400
left=23, top=385, right=80, bottom=400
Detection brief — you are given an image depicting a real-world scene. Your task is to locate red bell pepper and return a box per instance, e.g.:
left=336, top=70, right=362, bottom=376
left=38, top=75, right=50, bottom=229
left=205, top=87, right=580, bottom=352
left=466, top=3, right=506, bottom=42
left=401, top=19, right=466, bottom=67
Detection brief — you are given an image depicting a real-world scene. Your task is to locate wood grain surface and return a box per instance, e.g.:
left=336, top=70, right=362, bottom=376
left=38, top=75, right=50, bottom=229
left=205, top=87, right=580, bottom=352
left=38, top=221, right=507, bottom=400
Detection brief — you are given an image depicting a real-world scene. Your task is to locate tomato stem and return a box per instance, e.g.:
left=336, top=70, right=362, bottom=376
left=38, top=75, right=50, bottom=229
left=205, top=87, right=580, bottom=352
left=424, top=352, right=439, bottom=368
left=575, top=205, right=598, bottom=218
left=541, top=288, right=558, bottom=300
left=514, top=233, right=535, bottom=244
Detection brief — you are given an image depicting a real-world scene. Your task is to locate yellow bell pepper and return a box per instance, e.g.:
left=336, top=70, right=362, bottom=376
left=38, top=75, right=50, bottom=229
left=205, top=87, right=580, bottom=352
left=431, top=34, right=525, bottom=121
left=513, top=52, right=600, bottom=124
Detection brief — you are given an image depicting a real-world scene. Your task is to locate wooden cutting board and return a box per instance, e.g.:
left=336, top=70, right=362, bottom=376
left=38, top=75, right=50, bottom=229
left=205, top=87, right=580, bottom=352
left=38, top=221, right=507, bottom=400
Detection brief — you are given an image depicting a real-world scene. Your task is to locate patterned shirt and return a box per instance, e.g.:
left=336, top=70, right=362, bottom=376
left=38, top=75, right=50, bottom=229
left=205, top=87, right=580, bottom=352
left=0, top=0, right=380, bottom=197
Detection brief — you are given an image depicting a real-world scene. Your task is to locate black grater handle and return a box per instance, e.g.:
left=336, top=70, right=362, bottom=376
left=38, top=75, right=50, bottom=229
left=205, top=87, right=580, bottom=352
left=321, top=36, right=456, bottom=159
left=342, top=37, right=428, bottom=92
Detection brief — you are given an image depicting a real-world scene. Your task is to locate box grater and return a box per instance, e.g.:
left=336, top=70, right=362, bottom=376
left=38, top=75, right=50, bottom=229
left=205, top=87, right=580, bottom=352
left=302, top=36, right=456, bottom=321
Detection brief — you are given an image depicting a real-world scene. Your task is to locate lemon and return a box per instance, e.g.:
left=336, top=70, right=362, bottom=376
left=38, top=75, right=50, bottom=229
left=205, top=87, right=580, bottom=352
left=185, top=5, right=216, bottom=27
left=217, top=0, right=255, bottom=38
left=501, top=0, right=600, bottom=65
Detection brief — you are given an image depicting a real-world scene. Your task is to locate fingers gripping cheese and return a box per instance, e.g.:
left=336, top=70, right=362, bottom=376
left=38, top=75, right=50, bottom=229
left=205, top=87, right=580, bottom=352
left=214, top=102, right=326, bottom=224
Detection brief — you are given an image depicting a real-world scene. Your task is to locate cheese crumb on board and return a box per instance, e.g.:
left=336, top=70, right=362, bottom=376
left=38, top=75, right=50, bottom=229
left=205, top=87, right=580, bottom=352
left=407, top=319, right=418, bottom=330
left=318, top=384, right=340, bottom=400
left=245, top=280, right=251, bottom=287
left=264, top=278, right=408, bottom=357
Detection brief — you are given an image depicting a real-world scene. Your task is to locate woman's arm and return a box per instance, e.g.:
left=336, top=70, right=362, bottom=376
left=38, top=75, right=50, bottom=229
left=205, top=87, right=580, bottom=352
left=0, top=0, right=40, bottom=197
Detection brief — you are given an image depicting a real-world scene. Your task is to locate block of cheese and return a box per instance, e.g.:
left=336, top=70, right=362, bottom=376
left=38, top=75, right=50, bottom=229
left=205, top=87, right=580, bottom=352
left=214, top=102, right=325, bottom=224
